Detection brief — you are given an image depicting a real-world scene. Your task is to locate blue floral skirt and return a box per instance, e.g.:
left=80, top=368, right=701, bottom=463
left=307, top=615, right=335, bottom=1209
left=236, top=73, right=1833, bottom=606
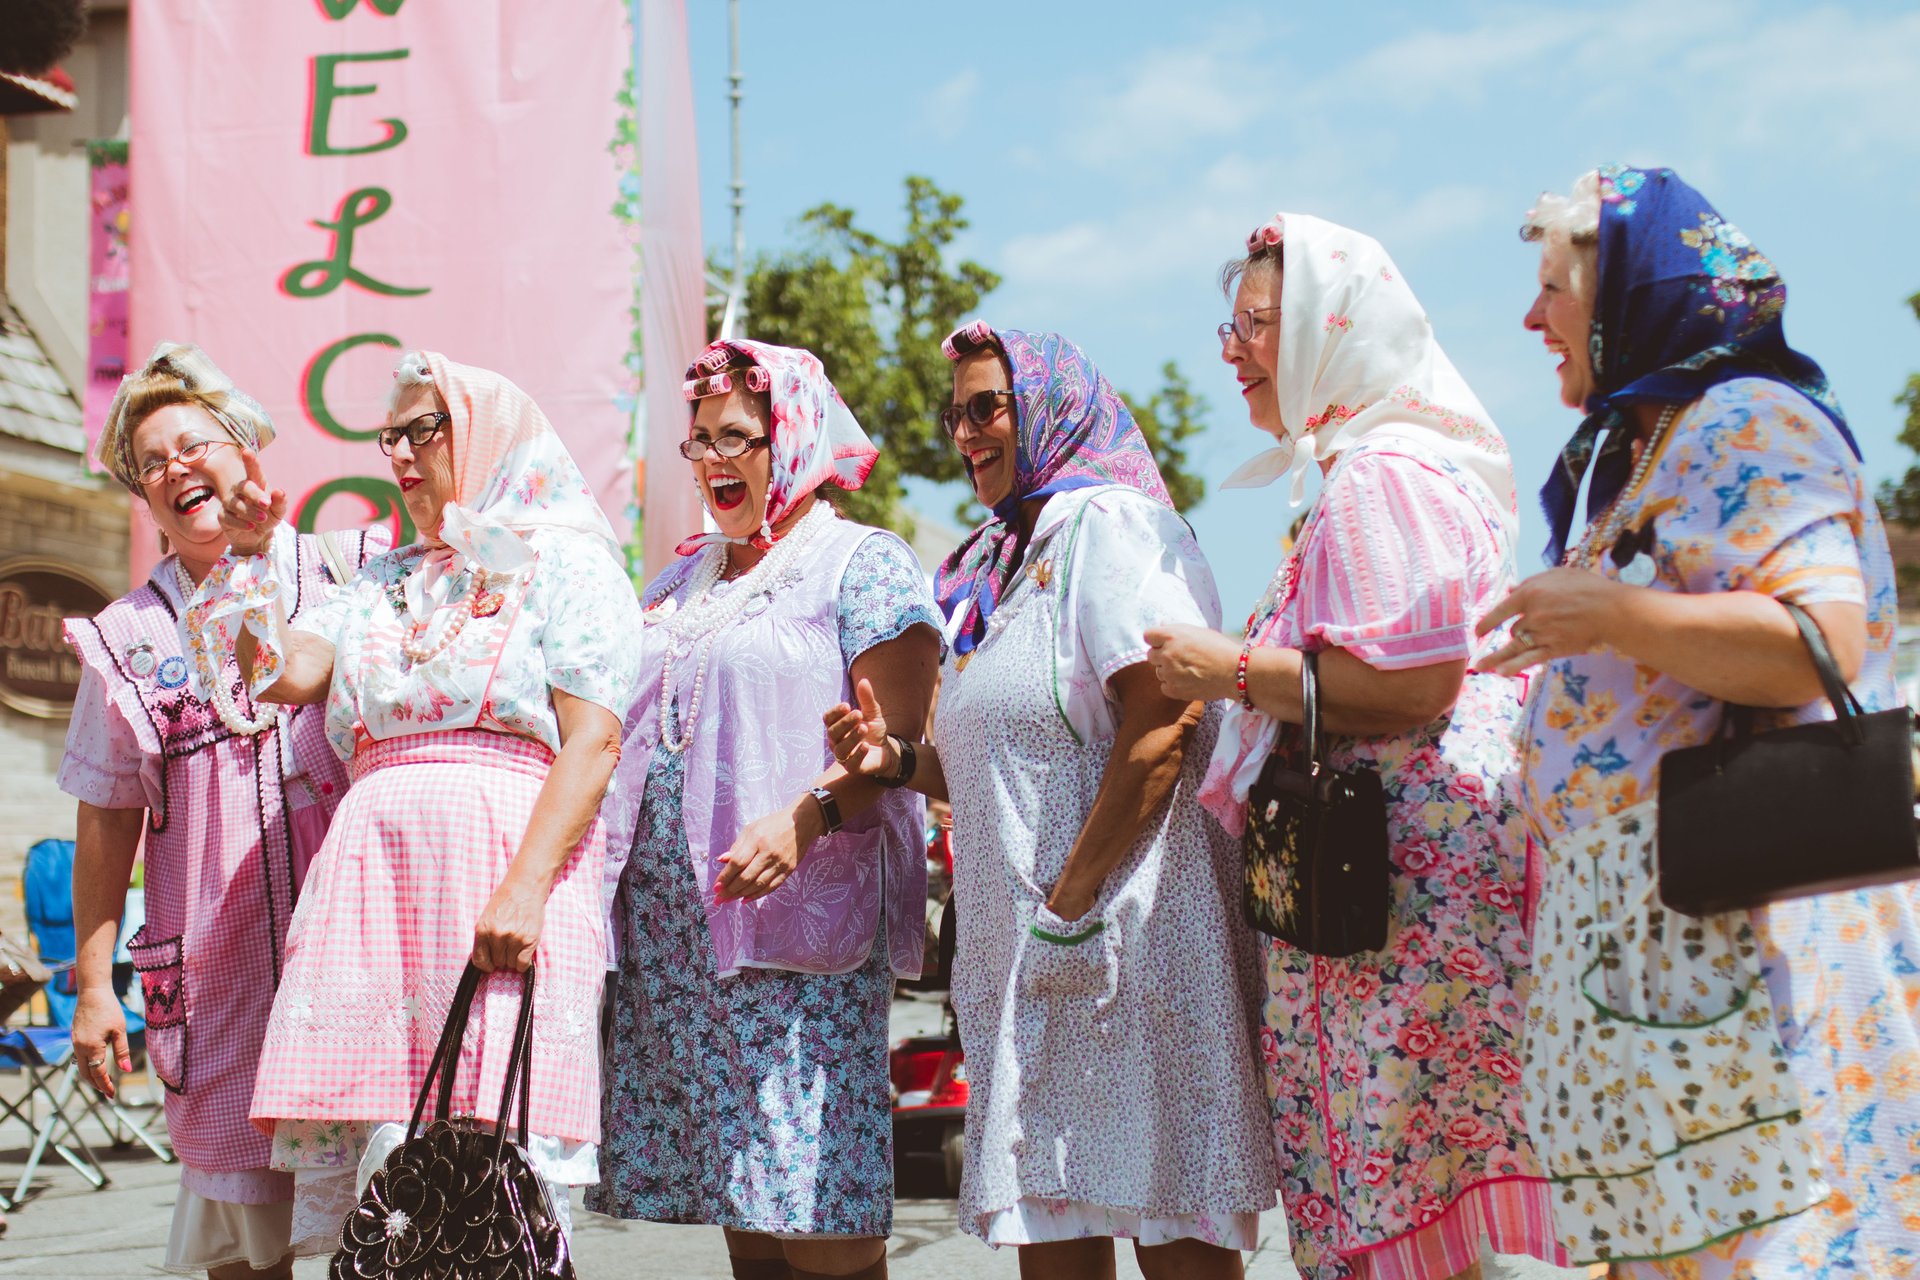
left=586, top=740, right=894, bottom=1236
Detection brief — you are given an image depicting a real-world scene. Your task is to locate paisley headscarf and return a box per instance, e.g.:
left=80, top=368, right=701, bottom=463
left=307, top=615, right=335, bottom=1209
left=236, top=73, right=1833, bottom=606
left=933, top=323, right=1173, bottom=657
left=406, top=352, right=624, bottom=617
left=1537, top=165, right=1856, bottom=565
left=673, top=338, right=878, bottom=556
left=1220, top=213, right=1517, bottom=533
left=97, top=341, right=276, bottom=492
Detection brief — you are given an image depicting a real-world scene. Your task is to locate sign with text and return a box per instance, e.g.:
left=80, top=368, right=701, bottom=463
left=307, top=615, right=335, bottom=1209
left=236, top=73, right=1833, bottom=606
left=0, top=561, right=112, bottom=719
left=84, top=139, right=130, bottom=474
left=127, top=0, right=632, bottom=584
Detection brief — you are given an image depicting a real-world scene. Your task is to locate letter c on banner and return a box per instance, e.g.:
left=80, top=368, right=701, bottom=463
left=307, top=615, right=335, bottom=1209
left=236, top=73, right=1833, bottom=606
left=295, top=476, right=414, bottom=549
left=304, top=332, right=401, bottom=440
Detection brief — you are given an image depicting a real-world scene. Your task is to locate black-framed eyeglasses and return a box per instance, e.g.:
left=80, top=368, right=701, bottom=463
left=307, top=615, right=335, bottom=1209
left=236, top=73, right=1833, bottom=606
left=135, top=437, right=237, bottom=487
left=940, top=389, right=1016, bottom=438
left=377, top=412, right=450, bottom=456
left=678, top=433, right=771, bottom=462
left=1216, top=305, right=1283, bottom=347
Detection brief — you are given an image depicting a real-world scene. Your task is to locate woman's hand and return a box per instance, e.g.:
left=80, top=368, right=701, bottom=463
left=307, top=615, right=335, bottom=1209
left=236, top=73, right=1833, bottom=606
left=713, top=804, right=820, bottom=902
left=823, top=678, right=902, bottom=779
left=1475, top=568, right=1629, bottom=676
left=471, top=874, right=546, bottom=973
left=1143, top=624, right=1240, bottom=701
left=218, top=447, right=288, bottom=558
left=71, top=988, right=133, bottom=1099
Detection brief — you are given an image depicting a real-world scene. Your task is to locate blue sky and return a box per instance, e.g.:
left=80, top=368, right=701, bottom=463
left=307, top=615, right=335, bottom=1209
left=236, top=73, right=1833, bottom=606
left=674, top=1, right=1920, bottom=609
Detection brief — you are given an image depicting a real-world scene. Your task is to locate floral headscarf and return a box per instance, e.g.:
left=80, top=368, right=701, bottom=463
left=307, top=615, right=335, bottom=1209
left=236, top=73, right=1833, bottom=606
left=1537, top=165, right=1856, bottom=565
left=1221, top=213, right=1517, bottom=533
left=674, top=338, right=878, bottom=555
left=97, top=341, right=276, bottom=493
left=408, top=352, right=624, bottom=612
left=934, top=323, right=1173, bottom=657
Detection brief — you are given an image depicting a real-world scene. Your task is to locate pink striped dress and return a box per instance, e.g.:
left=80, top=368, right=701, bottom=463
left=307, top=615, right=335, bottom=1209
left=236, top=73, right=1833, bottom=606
left=1220, top=432, right=1562, bottom=1280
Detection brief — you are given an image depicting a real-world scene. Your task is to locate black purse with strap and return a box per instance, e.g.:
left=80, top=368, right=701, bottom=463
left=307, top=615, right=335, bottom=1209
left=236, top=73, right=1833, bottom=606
left=331, top=963, right=575, bottom=1280
left=1242, top=650, right=1392, bottom=955
left=1657, top=602, right=1920, bottom=917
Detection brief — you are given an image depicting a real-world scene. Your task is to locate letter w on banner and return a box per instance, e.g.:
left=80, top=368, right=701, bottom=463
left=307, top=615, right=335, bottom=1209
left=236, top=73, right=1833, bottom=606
left=127, top=0, right=631, bottom=583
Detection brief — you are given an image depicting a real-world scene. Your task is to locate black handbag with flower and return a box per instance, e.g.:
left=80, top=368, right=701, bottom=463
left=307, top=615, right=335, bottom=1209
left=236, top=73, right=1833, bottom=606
left=1242, top=650, right=1391, bottom=956
left=330, top=963, right=575, bottom=1280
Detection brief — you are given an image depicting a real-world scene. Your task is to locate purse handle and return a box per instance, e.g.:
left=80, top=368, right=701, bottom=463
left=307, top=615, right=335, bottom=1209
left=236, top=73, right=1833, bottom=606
left=1298, top=650, right=1324, bottom=775
left=406, top=962, right=536, bottom=1157
left=1722, top=603, right=1866, bottom=749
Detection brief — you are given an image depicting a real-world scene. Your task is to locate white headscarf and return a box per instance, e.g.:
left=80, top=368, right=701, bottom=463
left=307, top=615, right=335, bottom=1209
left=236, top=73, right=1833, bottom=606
left=1221, top=212, right=1516, bottom=541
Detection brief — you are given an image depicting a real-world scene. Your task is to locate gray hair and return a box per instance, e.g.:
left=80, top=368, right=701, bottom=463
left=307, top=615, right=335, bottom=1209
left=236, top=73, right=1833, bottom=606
left=1520, top=170, right=1603, bottom=309
left=387, top=349, right=436, bottom=417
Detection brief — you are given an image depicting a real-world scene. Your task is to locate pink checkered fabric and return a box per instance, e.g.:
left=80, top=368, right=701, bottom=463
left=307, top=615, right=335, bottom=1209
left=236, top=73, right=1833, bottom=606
left=249, top=730, right=606, bottom=1144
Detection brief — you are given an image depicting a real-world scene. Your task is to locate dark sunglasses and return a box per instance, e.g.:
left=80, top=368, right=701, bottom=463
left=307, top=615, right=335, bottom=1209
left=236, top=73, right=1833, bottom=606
left=939, top=389, right=1016, bottom=438
left=678, top=434, right=771, bottom=462
left=377, top=411, right=450, bottom=455
left=1216, top=305, right=1283, bottom=347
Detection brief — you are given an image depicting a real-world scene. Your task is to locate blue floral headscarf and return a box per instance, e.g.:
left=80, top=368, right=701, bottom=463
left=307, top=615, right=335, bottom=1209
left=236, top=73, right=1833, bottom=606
left=1538, top=165, right=1857, bottom=564
left=934, top=322, right=1173, bottom=657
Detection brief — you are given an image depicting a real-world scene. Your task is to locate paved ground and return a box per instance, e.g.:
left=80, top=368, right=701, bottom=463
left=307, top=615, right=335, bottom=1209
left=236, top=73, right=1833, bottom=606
left=0, top=996, right=1588, bottom=1278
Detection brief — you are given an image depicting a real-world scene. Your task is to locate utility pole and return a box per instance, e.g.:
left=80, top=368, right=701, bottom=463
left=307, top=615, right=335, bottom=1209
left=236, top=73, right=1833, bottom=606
left=716, top=0, right=746, bottom=338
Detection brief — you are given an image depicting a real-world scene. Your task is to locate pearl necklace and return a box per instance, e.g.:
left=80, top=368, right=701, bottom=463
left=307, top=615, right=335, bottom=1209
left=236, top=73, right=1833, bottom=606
left=400, top=563, right=488, bottom=665
left=647, top=502, right=836, bottom=753
left=175, top=557, right=279, bottom=736
left=1565, top=404, right=1679, bottom=570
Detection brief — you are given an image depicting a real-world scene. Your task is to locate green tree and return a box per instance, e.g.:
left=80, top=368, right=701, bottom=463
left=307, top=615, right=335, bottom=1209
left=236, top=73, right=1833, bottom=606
left=738, top=176, right=1208, bottom=534
left=1882, top=290, right=1920, bottom=526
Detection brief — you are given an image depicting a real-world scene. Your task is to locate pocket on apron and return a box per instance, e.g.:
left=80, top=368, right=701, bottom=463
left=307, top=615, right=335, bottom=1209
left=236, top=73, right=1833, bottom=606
left=127, top=926, right=188, bottom=1094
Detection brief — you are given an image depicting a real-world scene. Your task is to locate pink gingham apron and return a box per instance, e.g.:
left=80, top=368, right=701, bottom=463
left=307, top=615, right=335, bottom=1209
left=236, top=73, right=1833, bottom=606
left=62, top=535, right=368, bottom=1181
left=249, top=729, right=605, bottom=1145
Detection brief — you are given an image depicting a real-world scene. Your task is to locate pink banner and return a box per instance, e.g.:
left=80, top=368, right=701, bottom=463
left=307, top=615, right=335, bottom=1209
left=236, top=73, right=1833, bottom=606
left=128, top=0, right=632, bottom=585
left=636, top=0, right=708, bottom=577
left=84, top=140, right=130, bottom=473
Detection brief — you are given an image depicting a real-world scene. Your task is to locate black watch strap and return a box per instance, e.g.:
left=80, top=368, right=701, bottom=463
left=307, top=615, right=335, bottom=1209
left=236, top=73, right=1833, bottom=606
left=809, top=785, right=844, bottom=834
left=875, top=735, right=918, bottom=790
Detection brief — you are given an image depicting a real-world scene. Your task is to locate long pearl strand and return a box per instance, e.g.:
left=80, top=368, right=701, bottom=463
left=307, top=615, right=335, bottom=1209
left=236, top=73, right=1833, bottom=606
left=175, top=557, right=279, bottom=736
left=1565, top=404, right=1679, bottom=570
left=400, top=566, right=488, bottom=665
left=649, top=501, right=835, bottom=753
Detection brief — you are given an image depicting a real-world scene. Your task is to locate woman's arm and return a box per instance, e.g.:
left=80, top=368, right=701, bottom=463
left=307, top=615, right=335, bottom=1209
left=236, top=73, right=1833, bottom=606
left=70, top=802, right=145, bottom=1098
left=822, top=670, right=951, bottom=804
left=718, top=623, right=943, bottom=901
left=1145, top=624, right=1465, bottom=737
left=1045, top=662, right=1203, bottom=922
left=1475, top=569, right=1864, bottom=705
left=470, top=689, right=623, bottom=972
left=236, top=601, right=336, bottom=706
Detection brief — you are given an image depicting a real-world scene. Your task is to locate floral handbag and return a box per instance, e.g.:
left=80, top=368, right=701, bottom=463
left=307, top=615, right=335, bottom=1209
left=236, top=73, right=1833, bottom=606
left=331, top=963, right=575, bottom=1280
left=1242, top=650, right=1391, bottom=955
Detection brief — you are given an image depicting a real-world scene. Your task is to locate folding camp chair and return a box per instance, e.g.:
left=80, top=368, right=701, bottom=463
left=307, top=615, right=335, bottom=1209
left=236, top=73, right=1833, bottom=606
left=16, top=839, right=172, bottom=1187
left=0, top=1024, right=109, bottom=1203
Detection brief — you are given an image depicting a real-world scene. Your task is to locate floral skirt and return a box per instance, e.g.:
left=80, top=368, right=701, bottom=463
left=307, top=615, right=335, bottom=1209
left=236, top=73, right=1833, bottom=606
left=1525, top=801, right=1825, bottom=1265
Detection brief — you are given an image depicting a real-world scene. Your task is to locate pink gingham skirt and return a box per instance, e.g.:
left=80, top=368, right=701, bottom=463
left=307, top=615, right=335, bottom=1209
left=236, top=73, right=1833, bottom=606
left=249, top=730, right=607, bottom=1144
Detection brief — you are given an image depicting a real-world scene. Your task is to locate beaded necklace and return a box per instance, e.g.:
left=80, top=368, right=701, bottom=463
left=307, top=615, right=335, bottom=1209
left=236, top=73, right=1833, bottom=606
left=175, top=557, right=279, bottom=736
left=646, top=501, right=836, bottom=753
left=399, top=562, right=489, bottom=666
left=1563, top=404, right=1679, bottom=572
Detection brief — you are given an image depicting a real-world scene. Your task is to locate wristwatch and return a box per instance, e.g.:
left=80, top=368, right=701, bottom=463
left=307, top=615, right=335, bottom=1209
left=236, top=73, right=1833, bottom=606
left=809, top=785, right=844, bottom=835
left=875, top=735, right=918, bottom=790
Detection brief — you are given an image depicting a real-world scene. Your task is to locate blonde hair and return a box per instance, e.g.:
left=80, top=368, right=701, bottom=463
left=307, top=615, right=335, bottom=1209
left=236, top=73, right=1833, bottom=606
left=1520, top=170, right=1603, bottom=311
left=97, top=342, right=275, bottom=492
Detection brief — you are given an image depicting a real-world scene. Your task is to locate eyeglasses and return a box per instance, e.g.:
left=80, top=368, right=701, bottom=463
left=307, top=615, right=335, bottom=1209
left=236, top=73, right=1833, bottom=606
left=678, top=434, right=771, bottom=462
left=135, top=438, right=237, bottom=487
left=939, top=389, right=1016, bottom=438
left=1216, top=305, right=1283, bottom=347
left=377, top=412, right=450, bottom=456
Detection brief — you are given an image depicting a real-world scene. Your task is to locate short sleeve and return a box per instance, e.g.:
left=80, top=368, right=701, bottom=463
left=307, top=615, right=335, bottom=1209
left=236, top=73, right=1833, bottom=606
left=836, top=533, right=942, bottom=667
left=57, top=663, right=155, bottom=810
left=1299, top=449, right=1500, bottom=670
left=289, top=580, right=355, bottom=649
left=1068, top=488, right=1222, bottom=686
left=1656, top=381, right=1868, bottom=608
left=536, top=534, right=644, bottom=716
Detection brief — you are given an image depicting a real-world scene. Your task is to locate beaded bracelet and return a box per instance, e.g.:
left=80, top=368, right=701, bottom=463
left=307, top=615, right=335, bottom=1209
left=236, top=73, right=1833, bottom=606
left=1235, top=641, right=1257, bottom=711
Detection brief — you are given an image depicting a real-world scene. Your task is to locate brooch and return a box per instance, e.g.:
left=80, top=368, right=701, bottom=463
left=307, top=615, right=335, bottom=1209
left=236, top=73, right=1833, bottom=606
left=124, top=641, right=158, bottom=679
left=473, top=591, right=505, bottom=619
left=1610, top=520, right=1659, bottom=588
left=1027, top=559, right=1054, bottom=589
left=156, top=656, right=190, bottom=690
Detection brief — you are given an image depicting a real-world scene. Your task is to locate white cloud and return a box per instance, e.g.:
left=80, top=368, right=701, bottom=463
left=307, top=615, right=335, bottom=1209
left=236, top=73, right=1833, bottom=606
left=920, top=69, right=981, bottom=139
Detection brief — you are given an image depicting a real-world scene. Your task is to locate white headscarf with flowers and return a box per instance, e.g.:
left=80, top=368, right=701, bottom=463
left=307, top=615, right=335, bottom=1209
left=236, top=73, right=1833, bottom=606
left=1222, top=212, right=1516, bottom=530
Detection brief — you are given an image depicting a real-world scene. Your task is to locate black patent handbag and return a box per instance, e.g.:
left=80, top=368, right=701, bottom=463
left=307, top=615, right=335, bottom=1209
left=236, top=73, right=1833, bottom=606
left=330, top=963, right=576, bottom=1280
left=1657, top=602, right=1920, bottom=917
left=1242, top=650, right=1391, bottom=955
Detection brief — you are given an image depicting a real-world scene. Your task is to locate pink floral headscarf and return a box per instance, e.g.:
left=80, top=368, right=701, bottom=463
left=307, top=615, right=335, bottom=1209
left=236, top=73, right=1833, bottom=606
left=675, top=339, right=877, bottom=555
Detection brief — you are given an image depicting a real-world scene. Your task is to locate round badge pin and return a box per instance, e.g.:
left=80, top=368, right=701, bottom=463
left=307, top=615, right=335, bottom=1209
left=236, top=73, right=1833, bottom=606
left=125, top=642, right=158, bottom=678
left=156, top=656, right=190, bottom=690
left=1618, top=553, right=1658, bottom=587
